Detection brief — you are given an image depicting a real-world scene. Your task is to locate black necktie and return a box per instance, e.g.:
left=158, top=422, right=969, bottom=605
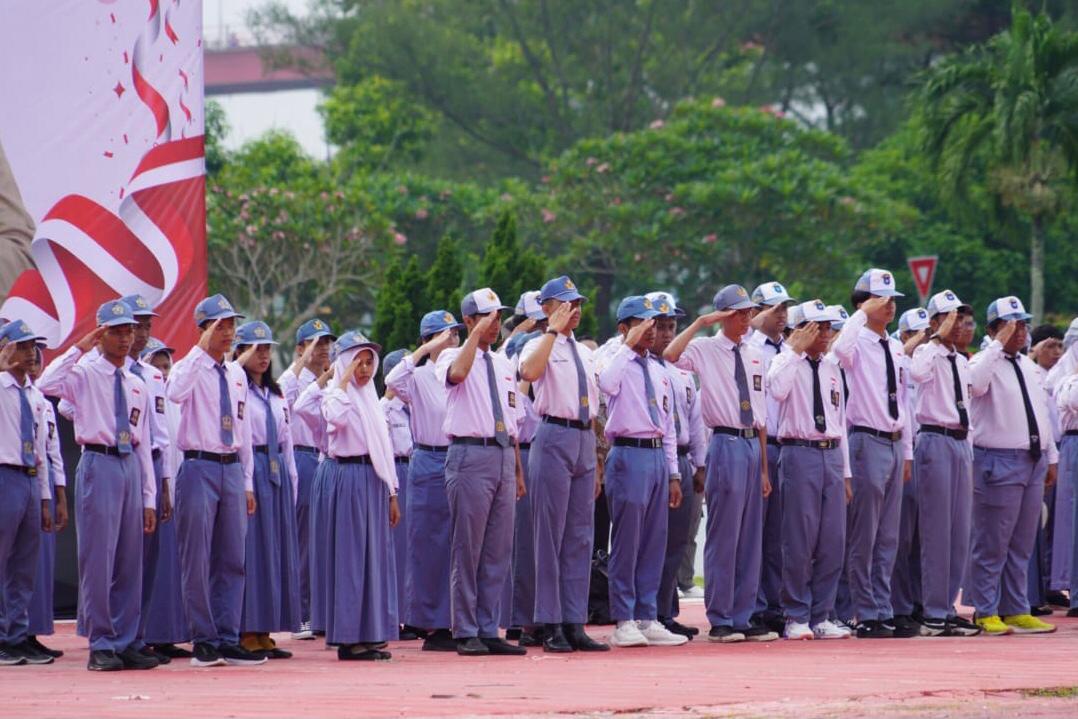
left=881, top=338, right=899, bottom=420
left=841, top=368, right=849, bottom=405
left=1009, top=356, right=1041, bottom=461
left=765, top=338, right=783, bottom=354
left=947, top=354, right=969, bottom=429
left=808, top=357, right=826, bottom=433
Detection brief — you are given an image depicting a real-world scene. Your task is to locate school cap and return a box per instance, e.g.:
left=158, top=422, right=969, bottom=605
left=712, top=284, right=758, bottom=311
left=786, top=304, right=804, bottom=329
left=419, top=310, right=464, bottom=338
left=235, top=321, right=278, bottom=346
left=827, top=304, right=849, bottom=330
left=120, top=293, right=158, bottom=317
left=645, top=291, right=685, bottom=318
left=538, top=275, right=587, bottom=304
left=97, top=299, right=139, bottom=327
left=194, top=294, right=244, bottom=325
left=461, top=288, right=510, bottom=317
left=898, top=308, right=930, bottom=333
left=0, top=319, right=46, bottom=344
left=796, top=299, right=842, bottom=325
left=515, top=291, right=546, bottom=321
left=854, top=268, right=904, bottom=297
left=506, top=330, right=542, bottom=359
left=751, top=281, right=795, bottom=307
left=926, top=289, right=971, bottom=318
left=616, top=295, right=663, bottom=323
left=986, top=296, right=1033, bottom=324
left=139, top=337, right=175, bottom=360
left=334, top=330, right=382, bottom=358
left=382, top=348, right=408, bottom=378
left=296, top=318, right=336, bottom=345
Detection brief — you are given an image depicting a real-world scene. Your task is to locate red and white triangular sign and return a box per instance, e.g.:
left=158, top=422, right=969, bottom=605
left=907, top=255, right=938, bottom=304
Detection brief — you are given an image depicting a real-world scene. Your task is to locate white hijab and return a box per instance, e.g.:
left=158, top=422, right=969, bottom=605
left=331, top=346, right=398, bottom=494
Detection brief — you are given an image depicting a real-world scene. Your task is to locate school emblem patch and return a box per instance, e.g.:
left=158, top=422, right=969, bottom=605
left=564, top=278, right=575, bottom=289
left=111, top=303, right=124, bottom=315
left=135, top=296, right=148, bottom=308
left=254, top=326, right=266, bottom=338
left=443, top=312, right=454, bottom=324
left=643, top=297, right=653, bottom=309
left=753, top=374, right=762, bottom=392
left=882, top=273, right=891, bottom=285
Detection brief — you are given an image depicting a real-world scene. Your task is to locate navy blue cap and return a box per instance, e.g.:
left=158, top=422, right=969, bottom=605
left=419, top=310, right=464, bottom=339
left=538, top=275, right=587, bottom=304
left=616, top=295, right=663, bottom=323
left=96, top=299, right=139, bottom=327
left=296, top=318, right=336, bottom=345
left=194, top=294, right=244, bottom=325
left=712, top=284, right=758, bottom=311
left=120, top=293, right=158, bottom=317
left=235, top=321, right=278, bottom=346
left=382, top=348, right=408, bottom=378
left=0, top=319, right=46, bottom=344
left=139, top=336, right=175, bottom=360
left=334, top=330, right=382, bottom=359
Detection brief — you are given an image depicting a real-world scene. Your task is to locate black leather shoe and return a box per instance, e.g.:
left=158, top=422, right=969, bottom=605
left=542, top=623, right=573, bottom=653
left=11, top=641, right=54, bottom=665
left=518, top=625, right=546, bottom=647
left=117, top=646, right=159, bottom=669
left=401, top=624, right=428, bottom=640
left=455, top=637, right=489, bottom=656
left=1046, top=591, right=1070, bottom=608
left=421, top=628, right=458, bottom=652
left=481, top=637, right=527, bottom=655
left=660, top=618, right=699, bottom=638
left=891, top=615, right=921, bottom=638
left=505, top=627, right=523, bottom=641
left=1067, top=607, right=1078, bottom=618
left=88, top=649, right=123, bottom=672
left=26, top=635, right=63, bottom=658
left=856, top=620, right=894, bottom=639
left=264, top=647, right=293, bottom=659
left=151, top=643, right=194, bottom=659
left=398, top=626, right=419, bottom=641
left=338, top=644, right=391, bottom=661
left=562, top=623, right=609, bottom=651
left=140, top=646, right=170, bottom=665
left=1031, top=604, right=1054, bottom=617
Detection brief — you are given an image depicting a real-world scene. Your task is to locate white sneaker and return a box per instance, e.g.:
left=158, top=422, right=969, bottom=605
left=679, top=586, right=705, bottom=599
left=637, top=620, right=689, bottom=646
left=812, top=620, right=851, bottom=639
left=292, top=621, right=315, bottom=640
left=785, top=621, right=814, bottom=640
left=611, top=621, right=649, bottom=647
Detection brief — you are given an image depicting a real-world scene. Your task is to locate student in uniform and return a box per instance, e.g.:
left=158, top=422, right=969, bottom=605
left=137, top=338, right=193, bottom=657
left=0, top=321, right=55, bottom=666
left=166, top=294, right=265, bottom=667
left=384, top=310, right=464, bottom=652
left=829, top=269, right=913, bottom=639
left=747, top=281, right=796, bottom=633
left=647, top=292, right=707, bottom=639
left=906, top=290, right=981, bottom=637
left=967, top=296, right=1058, bottom=635
left=38, top=301, right=158, bottom=670
left=234, top=321, right=301, bottom=658
left=663, top=285, right=775, bottom=644
left=437, top=288, right=528, bottom=656
left=598, top=296, right=687, bottom=648
left=26, top=346, right=68, bottom=659
left=767, top=300, right=852, bottom=640
left=1059, top=365, right=1078, bottom=618
left=380, top=348, right=415, bottom=639
left=280, top=318, right=334, bottom=640
left=518, top=275, right=608, bottom=653
left=320, top=331, right=401, bottom=661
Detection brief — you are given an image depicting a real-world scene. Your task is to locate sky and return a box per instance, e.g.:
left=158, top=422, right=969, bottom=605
left=203, top=0, right=329, bottom=158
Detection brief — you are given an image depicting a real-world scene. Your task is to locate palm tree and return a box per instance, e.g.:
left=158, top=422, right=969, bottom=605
left=918, top=3, right=1078, bottom=321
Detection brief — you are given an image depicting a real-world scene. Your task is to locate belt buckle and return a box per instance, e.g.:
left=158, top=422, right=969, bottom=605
left=816, top=440, right=829, bottom=449
left=28, top=466, right=37, bottom=477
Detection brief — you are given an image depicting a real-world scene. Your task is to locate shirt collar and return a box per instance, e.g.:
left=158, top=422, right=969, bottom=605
left=0, top=371, right=29, bottom=389
left=715, top=333, right=740, bottom=350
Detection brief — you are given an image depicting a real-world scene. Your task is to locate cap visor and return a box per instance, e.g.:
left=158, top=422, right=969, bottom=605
left=721, top=299, right=758, bottom=311
left=543, top=290, right=587, bottom=304
left=100, top=318, right=140, bottom=327
left=132, top=310, right=161, bottom=317
left=526, top=311, right=547, bottom=321
left=1000, top=312, right=1033, bottom=322
left=872, top=289, right=904, bottom=298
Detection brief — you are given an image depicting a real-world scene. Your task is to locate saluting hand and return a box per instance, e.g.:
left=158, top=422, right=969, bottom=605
left=548, top=302, right=576, bottom=334
left=75, top=325, right=108, bottom=353
left=936, top=310, right=958, bottom=342
left=0, top=342, right=17, bottom=372
left=749, top=303, right=777, bottom=331
left=996, top=320, right=1019, bottom=348
left=473, top=312, right=500, bottom=337
left=197, top=319, right=222, bottom=353
left=316, top=365, right=335, bottom=389
left=624, top=318, right=655, bottom=350
left=903, top=330, right=928, bottom=357
left=337, top=354, right=363, bottom=390
left=860, top=296, right=892, bottom=322
left=696, top=310, right=734, bottom=328
left=788, top=323, right=818, bottom=355
left=235, top=344, right=258, bottom=368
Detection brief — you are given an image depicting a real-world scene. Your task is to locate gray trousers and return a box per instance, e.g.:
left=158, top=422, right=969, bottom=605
left=915, top=433, right=972, bottom=620
left=891, top=459, right=922, bottom=616
left=0, top=466, right=41, bottom=645
left=658, top=453, right=695, bottom=620
left=846, top=432, right=903, bottom=622
left=968, top=447, right=1045, bottom=617
left=756, top=442, right=783, bottom=614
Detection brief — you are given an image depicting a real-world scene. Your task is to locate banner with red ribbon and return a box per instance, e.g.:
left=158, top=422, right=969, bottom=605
left=0, top=0, right=206, bottom=355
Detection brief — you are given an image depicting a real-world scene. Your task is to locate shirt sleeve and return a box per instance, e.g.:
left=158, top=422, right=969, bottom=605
left=598, top=344, right=637, bottom=397
left=43, top=404, right=66, bottom=488
left=910, top=341, right=944, bottom=383
left=385, top=354, right=417, bottom=404
left=660, top=370, right=679, bottom=476
left=322, top=387, right=358, bottom=431
left=831, top=308, right=868, bottom=370
left=672, top=338, right=702, bottom=373
left=166, top=346, right=216, bottom=403
left=1058, top=375, right=1078, bottom=412
left=968, top=339, right=1004, bottom=398
left=766, top=347, right=801, bottom=403
left=36, top=346, right=84, bottom=402
left=237, top=376, right=254, bottom=493
left=688, top=379, right=708, bottom=471
left=133, top=386, right=156, bottom=509
left=280, top=397, right=300, bottom=498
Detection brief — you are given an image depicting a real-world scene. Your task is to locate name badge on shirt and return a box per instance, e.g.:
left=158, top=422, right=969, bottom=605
left=831, top=390, right=840, bottom=409
left=662, top=395, right=670, bottom=413
left=753, top=374, right=762, bottom=392
left=508, top=390, right=517, bottom=409
left=155, top=396, right=165, bottom=414
left=129, top=408, right=140, bottom=426
left=237, top=401, right=245, bottom=420
left=48, top=421, right=55, bottom=440
left=686, top=387, right=693, bottom=405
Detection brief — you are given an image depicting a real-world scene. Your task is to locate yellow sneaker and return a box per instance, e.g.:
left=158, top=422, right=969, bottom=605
left=975, top=615, right=1013, bottom=636
left=1002, top=614, right=1056, bottom=634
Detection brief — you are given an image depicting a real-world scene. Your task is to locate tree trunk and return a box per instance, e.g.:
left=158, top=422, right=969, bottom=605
left=1030, top=215, right=1045, bottom=323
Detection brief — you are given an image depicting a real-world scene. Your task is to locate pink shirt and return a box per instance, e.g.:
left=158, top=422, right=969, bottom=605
left=656, top=359, right=707, bottom=470
left=281, top=368, right=320, bottom=447
left=385, top=354, right=451, bottom=447
left=969, top=340, right=1059, bottom=462
left=767, top=348, right=852, bottom=477
left=517, top=391, right=540, bottom=444
left=435, top=348, right=522, bottom=440
left=166, top=346, right=254, bottom=492
left=134, top=358, right=175, bottom=479
left=40, top=400, right=66, bottom=488
left=598, top=345, right=679, bottom=476
left=322, top=387, right=398, bottom=493
left=247, top=384, right=300, bottom=496
left=0, top=372, right=51, bottom=499
left=747, top=331, right=785, bottom=436
left=291, top=381, right=328, bottom=453
left=830, top=309, right=914, bottom=460
left=38, top=346, right=155, bottom=508
left=909, top=342, right=972, bottom=431
left=519, top=333, right=600, bottom=420
left=381, top=396, right=414, bottom=458
left=1055, top=373, right=1078, bottom=432
left=673, top=333, right=767, bottom=431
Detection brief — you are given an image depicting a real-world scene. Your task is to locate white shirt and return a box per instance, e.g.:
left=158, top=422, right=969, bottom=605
left=385, top=354, right=452, bottom=446
left=247, top=384, right=300, bottom=496
left=673, top=333, right=767, bottom=431
left=519, top=333, right=600, bottom=421
left=598, top=345, right=679, bottom=476
left=435, top=348, right=523, bottom=440
left=747, top=331, right=785, bottom=437
left=0, top=371, right=51, bottom=498
left=909, top=341, right=971, bottom=431
left=656, top=358, right=707, bottom=470
left=381, top=396, right=414, bottom=458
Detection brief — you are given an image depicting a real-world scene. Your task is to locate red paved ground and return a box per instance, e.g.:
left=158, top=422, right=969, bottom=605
left=4, top=603, right=1078, bottom=718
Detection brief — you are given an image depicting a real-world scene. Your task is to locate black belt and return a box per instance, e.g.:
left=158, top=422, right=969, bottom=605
left=451, top=437, right=508, bottom=447
left=614, top=437, right=663, bottom=449
left=151, top=448, right=162, bottom=461
left=85, top=444, right=125, bottom=457
left=766, top=437, right=781, bottom=446
left=920, top=425, right=968, bottom=441
left=677, top=445, right=691, bottom=456
left=542, top=415, right=591, bottom=431
left=294, top=445, right=319, bottom=454
left=1065, top=430, right=1078, bottom=437
left=414, top=443, right=449, bottom=452
left=518, top=442, right=532, bottom=451
left=334, top=455, right=372, bottom=465
left=712, top=426, right=758, bottom=439
left=780, top=438, right=840, bottom=450
left=254, top=444, right=285, bottom=454
left=851, top=426, right=903, bottom=442
left=183, top=450, right=238, bottom=464
left=394, top=456, right=409, bottom=464
left=0, top=463, right=37, bottom=477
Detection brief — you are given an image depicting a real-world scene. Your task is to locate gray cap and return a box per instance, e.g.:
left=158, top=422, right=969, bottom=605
left=712, top=284, right=758, bottom=311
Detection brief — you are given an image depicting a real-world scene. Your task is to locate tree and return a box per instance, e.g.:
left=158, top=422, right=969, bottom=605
left=478, top=212, right=547, bottom=307
left=424, top=235, right=465, bottom=314
left=917, top=4, right=1078, bottom=320
left=371, top=254, right=418, bottom=352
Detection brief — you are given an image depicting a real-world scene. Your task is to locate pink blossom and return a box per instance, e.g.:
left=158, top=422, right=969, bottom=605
left=272, top=230, right=285, bottom=240
left=711, top=97, right=726, bottom=108
left=703, top=233, right=718, bottom=244
left=596, top=162, right=610, bottom=174
left=284, top=191, right=295, bottom=200
left=500, top=192, right=513, bottom=202
left=393, top=232, right=408, bottom=246
left=245, top=224, right=258, bottom=235
left=540, top=175, right=550, bottom=184
left=611, top=196, right=622, bottom=206
left=541, top=208, right=556, bottom=223
left=320, top=191, right=330, bottom=200
left=238, top=193, right=249, bottom=202
left=334, top=191, right=344, bottom=200
left=649, top=119, right=665, bottom=130
left=633, top=253, right=642, bottom=262
left=664, top=192, right=675, bottom=203
left=396, top=185, right=409, bottom=195
left=415, top=208, right=429, bottom=220
left=585, top=157, right=598, bottom=167
left=669, top=206, right=686, bottom=218
left=268, top=187, right=279, bottom=196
